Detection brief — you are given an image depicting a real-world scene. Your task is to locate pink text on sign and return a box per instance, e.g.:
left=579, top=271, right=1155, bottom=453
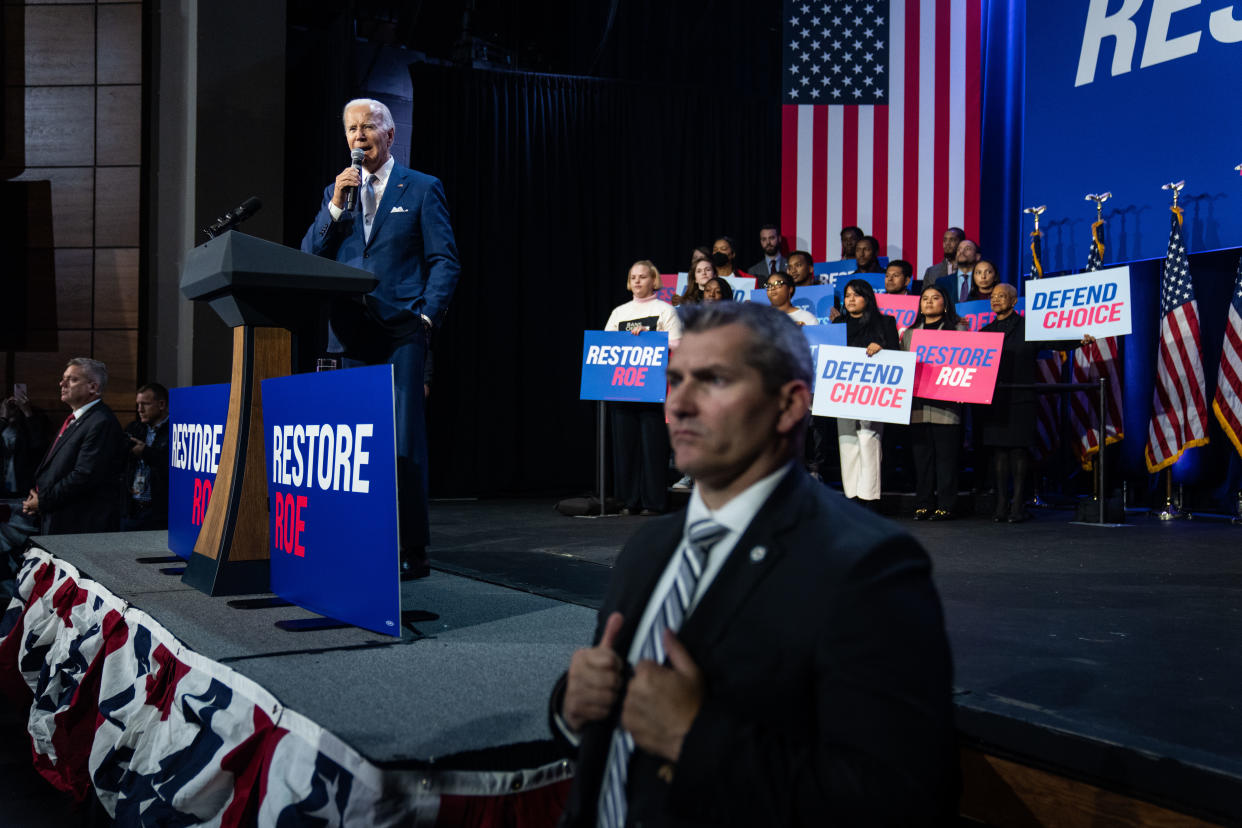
left=909, top=329, right=1005, bottom=404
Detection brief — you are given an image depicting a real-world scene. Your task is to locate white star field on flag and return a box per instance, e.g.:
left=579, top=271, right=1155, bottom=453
left=784, top=1, right=888, bottom=104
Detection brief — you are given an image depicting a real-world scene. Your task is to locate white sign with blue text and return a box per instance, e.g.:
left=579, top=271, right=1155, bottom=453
left=812, top=345, right=916, bottom=425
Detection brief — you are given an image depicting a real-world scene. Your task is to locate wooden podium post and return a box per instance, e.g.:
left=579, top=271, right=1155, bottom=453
left=178, top=231, right=377, bottom=596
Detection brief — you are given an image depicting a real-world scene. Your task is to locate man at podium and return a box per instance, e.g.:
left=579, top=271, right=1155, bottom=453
left=301, top=98, right=461, bottom=579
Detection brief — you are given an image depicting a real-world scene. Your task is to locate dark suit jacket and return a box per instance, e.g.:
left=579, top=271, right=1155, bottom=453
left=34, top=401, right=127, bottom=535
left=551, top=469, right=957, bottom=826
left=922, top=260, right=951, bottom=285
left=747, top=256, right=786, bottom=279
left=301, top=162, right=461, bottom=350
left=125, top=418, right=170, bottom=521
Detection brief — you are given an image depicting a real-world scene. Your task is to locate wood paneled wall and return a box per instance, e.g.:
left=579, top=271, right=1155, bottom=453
left=1, top=0, right=143, bottom=420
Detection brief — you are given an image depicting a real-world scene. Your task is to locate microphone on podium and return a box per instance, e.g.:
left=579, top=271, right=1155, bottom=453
left=202, top=196, right=263, bottom=239
left=343, top=148, right=365, bottom=211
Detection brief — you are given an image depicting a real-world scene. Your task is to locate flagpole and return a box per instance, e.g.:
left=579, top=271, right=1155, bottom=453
left=1085, top=192, right=1112, bottom=518
left=1149, top=181, right=1189, bottom=520
left=1024, top=204, right=1052, bottom=509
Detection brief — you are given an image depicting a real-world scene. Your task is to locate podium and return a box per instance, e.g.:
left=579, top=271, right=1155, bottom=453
left=179, top=231, right=377, bottom=595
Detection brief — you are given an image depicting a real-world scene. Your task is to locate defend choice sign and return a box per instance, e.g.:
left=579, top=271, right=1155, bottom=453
left=909, top=329, right=1005, bottom=404
left=261, top=365, right=400, bottom=637
left=1025, top=266, right=1132, bottom=341
left=167, top=383, right=229, bottom=560
left=580, top=330, right=669, bottom=403
left=812, top=345, right=916, bottom=425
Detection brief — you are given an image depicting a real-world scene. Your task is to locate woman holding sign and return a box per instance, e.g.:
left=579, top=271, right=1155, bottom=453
left=605, top=260, right=683, bottom=515
left=900, top=285, right=970, bottom=521
left=831, top=280, right=899, bottom=508
left=980, top=284, right=1094, bottom=523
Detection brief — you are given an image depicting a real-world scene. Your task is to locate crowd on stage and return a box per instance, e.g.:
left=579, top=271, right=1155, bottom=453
left=603, top=224, right=1097, bottom=523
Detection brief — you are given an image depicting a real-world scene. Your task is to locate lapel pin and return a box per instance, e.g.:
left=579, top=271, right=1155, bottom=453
left=749, top=546, right=767, bottom=563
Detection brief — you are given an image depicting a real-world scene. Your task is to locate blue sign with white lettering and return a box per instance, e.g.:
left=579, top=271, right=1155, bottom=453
left=167, top=384, right=230, bottom=560
left=261, top=366, right=400, bottom=637
left=750, top=284, right=840, bottom=325
left=1023, top=0, right=1242, bottom=270
left=580, top=330, right=669, bottom=403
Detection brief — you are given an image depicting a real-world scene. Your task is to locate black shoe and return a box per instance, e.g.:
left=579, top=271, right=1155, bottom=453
left=929, top=509, right=952, bottom=521
left=1007, top=511, right=1030, bottom=524
left=639, top=509, right=661, bottom=516
left=400, top=559, right=431, bottom=580
left=913, top=508, right=930, bottom=521
left=991, top=510, right=1007, bottom=523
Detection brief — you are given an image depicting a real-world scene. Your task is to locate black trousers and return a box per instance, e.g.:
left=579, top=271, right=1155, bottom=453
left=610, top=402, right=669, bottom=512
left=910, top=422, right=961, bottom=511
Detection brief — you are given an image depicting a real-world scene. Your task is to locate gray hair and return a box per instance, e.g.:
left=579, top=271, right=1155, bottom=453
left=678, top=301, right=814, bottom=394
left=66, top=357, right=108, bottom=392
left=342, top=98, right=394, bottom=133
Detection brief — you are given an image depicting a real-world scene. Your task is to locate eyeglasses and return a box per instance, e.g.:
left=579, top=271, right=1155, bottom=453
left=765, top=281, right=789, bottom=289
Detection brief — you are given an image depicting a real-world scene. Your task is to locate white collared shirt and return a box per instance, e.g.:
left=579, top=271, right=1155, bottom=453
left=624, top=462, right=793, bottom=664
left=72, top=398, right=102, bottom=420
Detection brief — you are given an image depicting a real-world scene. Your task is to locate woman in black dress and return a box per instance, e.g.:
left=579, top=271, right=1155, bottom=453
left=831, top=279, right=900, bottom=507
left=980, top=283, right=1095, bottom=522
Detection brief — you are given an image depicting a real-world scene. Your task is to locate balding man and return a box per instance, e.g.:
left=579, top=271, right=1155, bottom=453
left=302, top=98, right=461, bottom=579
left=22, top=358, right=126, bottom=535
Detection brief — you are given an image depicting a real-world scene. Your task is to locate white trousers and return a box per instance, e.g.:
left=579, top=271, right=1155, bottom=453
left=837, top=419, right=884, bottom=501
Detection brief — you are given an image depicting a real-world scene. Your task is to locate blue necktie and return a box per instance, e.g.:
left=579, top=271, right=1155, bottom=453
left=598, top=518, right=729, bottom=828
left=362, top=174, right=377, bottom=241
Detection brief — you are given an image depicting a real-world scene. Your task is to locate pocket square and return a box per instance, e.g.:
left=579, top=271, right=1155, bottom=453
left=390, top=206, right=409, bottom=213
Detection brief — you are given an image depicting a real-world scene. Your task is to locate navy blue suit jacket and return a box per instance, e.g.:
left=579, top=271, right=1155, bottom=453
left=34, top=401, right=127, bottom=535
left=301, top=162, right=460, bottom=349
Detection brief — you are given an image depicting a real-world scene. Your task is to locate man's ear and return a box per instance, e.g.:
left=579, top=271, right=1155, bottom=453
left=775, top=380, right=812, bottom=435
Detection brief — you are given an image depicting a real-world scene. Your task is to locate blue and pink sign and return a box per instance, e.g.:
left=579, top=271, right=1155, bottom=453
left=909, top=329, right=1005, bottom=404
left=167, top=383, right=229, bottom=560
left=261, top=365, right=400, bottom=637
left=580, top=330, right=669, bottom=403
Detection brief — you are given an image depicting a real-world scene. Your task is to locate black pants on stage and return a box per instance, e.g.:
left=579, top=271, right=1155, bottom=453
left=910, top=422, right=961, bottom=512
left=610, top=402, right=669, bottom=513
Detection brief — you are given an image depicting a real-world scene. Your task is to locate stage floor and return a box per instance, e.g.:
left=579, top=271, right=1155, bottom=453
left=5, top=497, right=1240, bottom=823
left=429, top=498, right=1242, bottom=822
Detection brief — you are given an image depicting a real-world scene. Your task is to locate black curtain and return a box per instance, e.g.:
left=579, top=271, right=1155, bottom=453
left=410, top=63, right=779, bottom=497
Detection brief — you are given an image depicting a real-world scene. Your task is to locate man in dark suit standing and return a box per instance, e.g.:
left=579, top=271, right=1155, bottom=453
left=22, top=358, right=126, bottom=535
left=550, top=302, right=956, bottom=826
left=922, top=226, right=964, bottom=286
left=746, top=225, right=785, bottom=278
left=302, top=98, right=461, bottom=579
left=123, top=383, right=171, bottom=531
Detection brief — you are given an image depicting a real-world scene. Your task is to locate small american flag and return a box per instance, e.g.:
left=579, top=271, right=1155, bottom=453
left=1067, top=220, right=1125, bottom=468
left=1211, top=254, right=1242, bottom=457
left=780, top=0, right=981, bottom=266
left=1145, top=208, right=1209, bottom=472
left=1030, top=228, right=1061, bottom=462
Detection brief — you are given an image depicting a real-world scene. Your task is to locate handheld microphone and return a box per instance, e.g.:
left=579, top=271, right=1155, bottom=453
left=343, top=148, right=365, bottom=211
left=203, top=196, right=263, bottom=239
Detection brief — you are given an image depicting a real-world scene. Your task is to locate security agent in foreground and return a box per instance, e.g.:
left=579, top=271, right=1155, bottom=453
left=550, top=301, right=957, bottom=826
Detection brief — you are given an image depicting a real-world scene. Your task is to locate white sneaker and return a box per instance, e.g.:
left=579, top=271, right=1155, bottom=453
left=672, top=474, right=693, bottom=491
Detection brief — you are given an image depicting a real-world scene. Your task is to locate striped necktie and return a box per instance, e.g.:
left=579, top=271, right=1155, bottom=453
left=598, top=518, right=729, bottom=828
left=362, top=174, right=377, bottom=241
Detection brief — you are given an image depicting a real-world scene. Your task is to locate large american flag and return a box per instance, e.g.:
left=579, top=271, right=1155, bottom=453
left=1212, top=254, right=1242, bottom=457
left=780, top=0, right=981, bottom=266
left=1067, top=220, right=1125, bottom=468
left=1145, top=208, right=1209, bottom=473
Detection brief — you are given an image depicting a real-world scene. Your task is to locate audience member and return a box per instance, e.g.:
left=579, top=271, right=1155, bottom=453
left=852, top=235, right=885, bottom=273
left=678, top=257, right=717, bottom=305
left=701, top=277, right=731, bottom=303
left=884, top=259, right=914, bottom=294
left=935, top=238, right=980, bottom=305
left=763, top=275, right=817, bottom=326
left=22, top=358, right=127, bottom=535
left=551, top=300, right=956, bottom=826
left=839, top=225, right=863, bottom=259
left=0, top=398, right=38, bottom=498
left=605, top=261, right=684, bottom=515
left=981, top=284, right=1096, bottom=523
left=123, top=383, right=171, bottom=531
left=902, top=285, right=970, bottom=521
left=786, top=250, right=815, bottom=287
left=831, top=279, right=899, bottom=508
left=922, top=227, right=964, bottom=285
left=967, top=259, right=999, bottom=301
left=710, top=237, right=745, bottom=279
left=747, top=225, right=785, bottom=278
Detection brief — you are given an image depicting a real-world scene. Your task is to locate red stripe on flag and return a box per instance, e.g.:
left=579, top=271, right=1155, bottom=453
left=964, top=0, right=982, bottom=237
left=932, top=0, right=951, bottom=245
left=841, top=106, right=859, bottom=232
left=903, top=0, right=922, bottom=270
left=812, top=106, right=830, bottom=262
left=873, top=109, right=888, bottom=250
left=780, top=105, right=800, bottom=251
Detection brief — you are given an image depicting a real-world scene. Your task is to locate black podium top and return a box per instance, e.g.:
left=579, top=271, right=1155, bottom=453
left=181, top=231, right=377, bottom=328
